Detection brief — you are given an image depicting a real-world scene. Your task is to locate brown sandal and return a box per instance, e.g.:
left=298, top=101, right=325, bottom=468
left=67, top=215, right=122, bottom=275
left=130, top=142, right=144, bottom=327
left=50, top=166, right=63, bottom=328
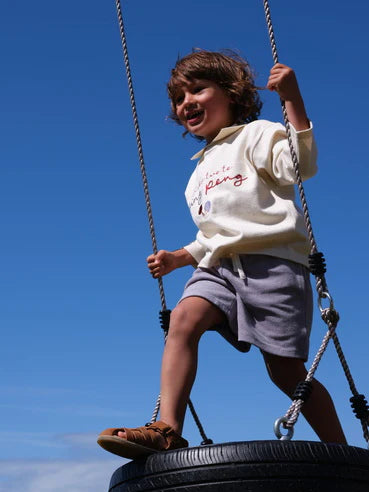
left=97, top=420, right=189, bottom=459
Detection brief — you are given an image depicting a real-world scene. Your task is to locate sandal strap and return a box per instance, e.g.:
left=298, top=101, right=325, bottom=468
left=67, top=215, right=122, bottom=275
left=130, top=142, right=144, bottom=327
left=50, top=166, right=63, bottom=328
left=146, top=421, right=188, bottom=450
left=99, top=420, right=188, bottom=451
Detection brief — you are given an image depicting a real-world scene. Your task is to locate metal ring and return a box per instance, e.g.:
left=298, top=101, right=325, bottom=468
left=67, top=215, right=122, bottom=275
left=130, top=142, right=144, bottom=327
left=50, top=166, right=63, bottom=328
left=274, top=417, right=294, bottom=441
left=318, top=291, right=334, bottom=313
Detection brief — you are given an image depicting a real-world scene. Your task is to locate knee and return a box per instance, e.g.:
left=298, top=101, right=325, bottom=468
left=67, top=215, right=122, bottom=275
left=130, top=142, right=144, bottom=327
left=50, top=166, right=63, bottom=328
left=264, top=355, right=307, bottom=397
left=168, top=303, right=205, bottom=343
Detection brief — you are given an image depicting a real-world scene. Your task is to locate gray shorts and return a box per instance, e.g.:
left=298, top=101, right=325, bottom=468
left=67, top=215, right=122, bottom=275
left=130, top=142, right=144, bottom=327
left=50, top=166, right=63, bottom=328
left=179, top=254, right=313, bottom=361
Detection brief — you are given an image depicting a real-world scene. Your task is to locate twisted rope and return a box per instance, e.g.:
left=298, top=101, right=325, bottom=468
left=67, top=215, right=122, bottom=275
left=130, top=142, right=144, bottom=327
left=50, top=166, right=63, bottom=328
left=284, top=312, right=338, bottom=428
left=263, top=2, right=317, bottom=253
left=114, top=0, right=211, bottom=444
left=262, top=0, right=368, bottom=445
left=114, top=0, right=165, bottom=309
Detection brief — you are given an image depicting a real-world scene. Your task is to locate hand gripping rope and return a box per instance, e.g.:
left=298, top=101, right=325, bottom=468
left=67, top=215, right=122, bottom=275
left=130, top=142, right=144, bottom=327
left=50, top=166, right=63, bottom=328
left=113, top=0, right=212, bottom=445
left=262, top=0, right=369, bottom=446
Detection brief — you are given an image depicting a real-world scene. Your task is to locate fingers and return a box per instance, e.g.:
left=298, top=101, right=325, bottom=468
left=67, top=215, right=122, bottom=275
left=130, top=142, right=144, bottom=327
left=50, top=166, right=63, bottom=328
left=267, top=64, right=298, bottom=99
left=147, top=254, right=161, bottom=278
left=147, top=250, right=166, bottom=278
left=268, top=64, right=290, bottom=87
left=269, top=63, right=291, bottom=75
left=270, top=62, right=289, bottom=70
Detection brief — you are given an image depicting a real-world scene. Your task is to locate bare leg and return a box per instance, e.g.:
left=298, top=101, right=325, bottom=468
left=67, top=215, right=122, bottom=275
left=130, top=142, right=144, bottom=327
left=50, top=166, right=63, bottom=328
left=263, top=352, right=347, bottom=444
left=159, top=296, right=225, bottom=435
left=118, top=296, right=225, bottom=438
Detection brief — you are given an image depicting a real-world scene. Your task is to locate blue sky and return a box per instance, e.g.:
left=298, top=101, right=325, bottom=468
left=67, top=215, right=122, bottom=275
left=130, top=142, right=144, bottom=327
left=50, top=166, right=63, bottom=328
left=1, top=0, right=369, bottom=490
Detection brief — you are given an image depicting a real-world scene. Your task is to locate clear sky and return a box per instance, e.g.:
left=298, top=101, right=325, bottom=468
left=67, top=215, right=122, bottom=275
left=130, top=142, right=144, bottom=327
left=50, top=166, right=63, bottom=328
left=1, top=1, right=369, bottom=490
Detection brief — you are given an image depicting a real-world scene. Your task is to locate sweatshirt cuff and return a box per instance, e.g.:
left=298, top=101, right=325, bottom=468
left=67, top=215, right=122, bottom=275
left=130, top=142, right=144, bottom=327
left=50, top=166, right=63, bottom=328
left=183, top=241, right=206, bottom=265
left=290, top=120, right=313, bottom=136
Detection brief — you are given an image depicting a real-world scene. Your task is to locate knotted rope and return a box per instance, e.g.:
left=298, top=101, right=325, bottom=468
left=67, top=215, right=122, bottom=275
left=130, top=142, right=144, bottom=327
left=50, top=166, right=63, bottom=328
left=262, top=0, right=369, bottom=445
left=114, top=0, right=212, bottom=445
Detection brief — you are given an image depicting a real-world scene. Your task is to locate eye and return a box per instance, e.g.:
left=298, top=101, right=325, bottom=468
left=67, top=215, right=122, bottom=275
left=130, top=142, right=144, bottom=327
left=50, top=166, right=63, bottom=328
left=175, top=94, right=184, bottom=105
left=193, top=85, right=205, bottom=94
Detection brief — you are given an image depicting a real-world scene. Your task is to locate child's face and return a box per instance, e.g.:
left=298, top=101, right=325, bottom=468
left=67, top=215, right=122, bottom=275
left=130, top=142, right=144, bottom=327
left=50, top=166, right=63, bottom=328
left=174, top=79, right=234, bottom=143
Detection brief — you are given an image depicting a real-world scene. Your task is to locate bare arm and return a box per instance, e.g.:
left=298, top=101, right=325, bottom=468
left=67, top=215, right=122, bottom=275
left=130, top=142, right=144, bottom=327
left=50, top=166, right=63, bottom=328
left=147, top=248, right=197, bottom=278
left=267, top=63, right=310, bottom=131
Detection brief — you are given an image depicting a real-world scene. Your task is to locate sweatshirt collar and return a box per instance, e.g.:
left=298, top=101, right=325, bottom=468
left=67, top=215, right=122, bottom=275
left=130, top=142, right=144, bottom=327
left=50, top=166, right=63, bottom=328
left=190, top=124, right=245, bottom=160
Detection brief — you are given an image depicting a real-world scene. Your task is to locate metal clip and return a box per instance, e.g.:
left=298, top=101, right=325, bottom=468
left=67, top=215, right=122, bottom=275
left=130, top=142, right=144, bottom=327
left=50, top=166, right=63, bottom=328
left=274, top=416, right=294, bottom=441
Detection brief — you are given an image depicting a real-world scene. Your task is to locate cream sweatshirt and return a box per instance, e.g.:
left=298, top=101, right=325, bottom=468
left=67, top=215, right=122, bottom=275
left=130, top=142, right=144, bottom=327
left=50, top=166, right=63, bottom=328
left=183, top=120, right=318, bottom=268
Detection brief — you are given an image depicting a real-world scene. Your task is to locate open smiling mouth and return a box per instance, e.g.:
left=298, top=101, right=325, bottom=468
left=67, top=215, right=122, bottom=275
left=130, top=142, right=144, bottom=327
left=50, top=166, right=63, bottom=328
left=186, top=110, right=204, bottom=125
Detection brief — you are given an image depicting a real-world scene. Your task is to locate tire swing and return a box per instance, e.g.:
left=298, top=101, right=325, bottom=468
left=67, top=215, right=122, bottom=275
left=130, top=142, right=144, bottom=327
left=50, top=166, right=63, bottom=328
left=107, top=1, right=369, bottom=491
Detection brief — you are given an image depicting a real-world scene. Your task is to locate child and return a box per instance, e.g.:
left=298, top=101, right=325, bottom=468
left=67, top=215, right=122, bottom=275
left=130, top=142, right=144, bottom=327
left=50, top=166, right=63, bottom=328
left=98, top=50, right=346, bottom=459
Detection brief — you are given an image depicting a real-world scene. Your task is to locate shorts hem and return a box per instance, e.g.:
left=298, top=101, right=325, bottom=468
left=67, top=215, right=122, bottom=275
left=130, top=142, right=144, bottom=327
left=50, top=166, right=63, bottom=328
left=255, top=342, right=309, bottom=362
left=179, top=292, right=233, bottom=318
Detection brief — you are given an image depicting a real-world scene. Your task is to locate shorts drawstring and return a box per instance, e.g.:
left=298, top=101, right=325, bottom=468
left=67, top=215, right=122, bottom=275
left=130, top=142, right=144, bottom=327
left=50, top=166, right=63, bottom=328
left=230, top=254, right=246, bottom=279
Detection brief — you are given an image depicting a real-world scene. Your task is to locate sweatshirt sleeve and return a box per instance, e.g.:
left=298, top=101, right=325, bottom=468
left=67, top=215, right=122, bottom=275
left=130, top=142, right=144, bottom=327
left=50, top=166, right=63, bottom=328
left=183, top=239, right=206, bottom=265
left=250, top=121, right=318, bottom=186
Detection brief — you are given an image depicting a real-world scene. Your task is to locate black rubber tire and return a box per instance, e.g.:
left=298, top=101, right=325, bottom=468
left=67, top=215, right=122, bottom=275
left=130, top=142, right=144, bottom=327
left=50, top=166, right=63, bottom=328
left=108, top=440, right=369, bottom=491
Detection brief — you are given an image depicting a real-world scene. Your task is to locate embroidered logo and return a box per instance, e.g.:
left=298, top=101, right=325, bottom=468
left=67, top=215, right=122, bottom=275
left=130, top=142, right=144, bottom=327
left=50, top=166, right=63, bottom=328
left=198, top=200, right=211, bottom=216
left=205, top=173, right=247, bottom=195
left=189, top=163, right=248, bottom=216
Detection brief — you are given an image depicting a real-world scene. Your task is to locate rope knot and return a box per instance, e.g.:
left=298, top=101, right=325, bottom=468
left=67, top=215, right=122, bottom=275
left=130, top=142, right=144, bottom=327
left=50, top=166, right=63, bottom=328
left=308, top=252, right=326, bottom=276
left=159, top=309, right=171, bottom=332
left=292, top=381, right=313, bottom=402
left=350, top=394, right=369, bottom=422
left=321, top=307, right=340, bottom=328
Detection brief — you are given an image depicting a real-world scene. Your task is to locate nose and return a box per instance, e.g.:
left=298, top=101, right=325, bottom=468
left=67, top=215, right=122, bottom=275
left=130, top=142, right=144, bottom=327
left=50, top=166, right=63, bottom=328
left=183, top=92, right=196, bottom=107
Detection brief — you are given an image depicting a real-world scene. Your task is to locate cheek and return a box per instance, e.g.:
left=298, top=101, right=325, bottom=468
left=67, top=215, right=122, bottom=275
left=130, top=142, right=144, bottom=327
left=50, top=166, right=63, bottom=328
left=178, top=113, right=189, bottom=129
left=214, top=103, right=233, bottom=124
left=176, top=108, right=185, bottom=123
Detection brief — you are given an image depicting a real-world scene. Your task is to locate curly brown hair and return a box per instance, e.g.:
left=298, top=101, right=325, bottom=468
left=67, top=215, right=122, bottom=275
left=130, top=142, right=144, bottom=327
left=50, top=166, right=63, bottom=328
left=167, top=49, right=262, bottom=136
